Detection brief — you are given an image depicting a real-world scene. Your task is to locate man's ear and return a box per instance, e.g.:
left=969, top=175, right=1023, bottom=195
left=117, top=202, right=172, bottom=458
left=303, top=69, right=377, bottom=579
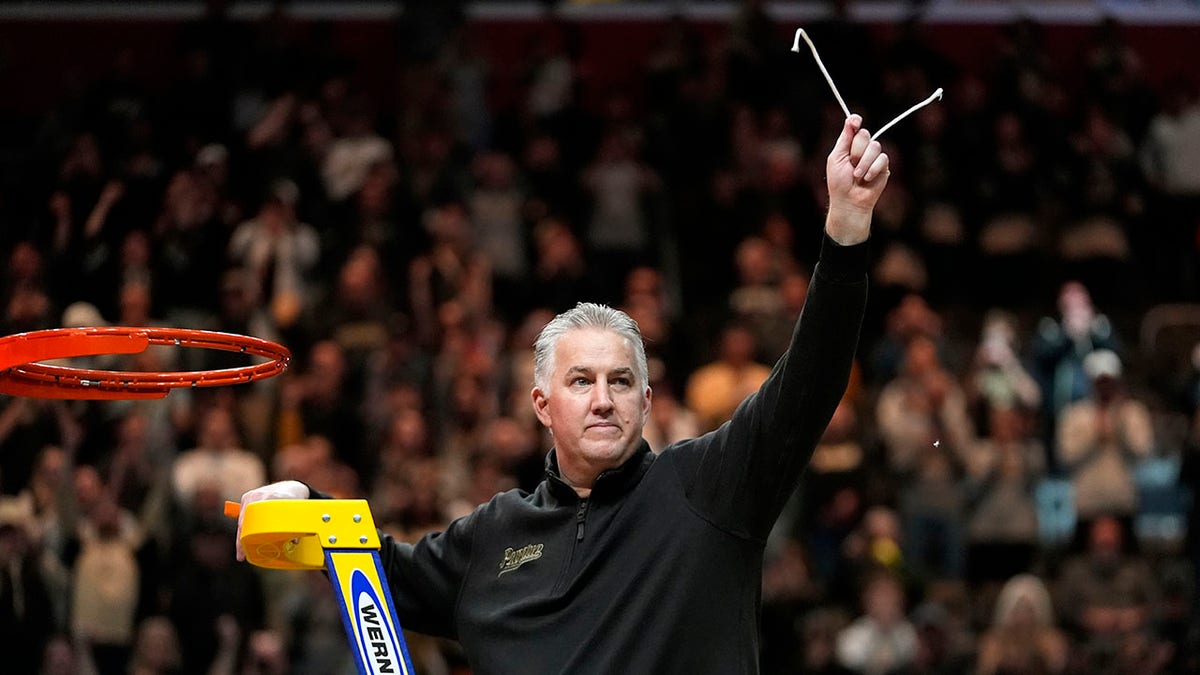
left=643, top=386, right=653, bottom=418
left=532, top=387, right=553, bottom=428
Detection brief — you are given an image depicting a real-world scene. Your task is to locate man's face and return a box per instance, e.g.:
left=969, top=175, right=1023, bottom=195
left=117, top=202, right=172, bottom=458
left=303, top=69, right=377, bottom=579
left=532, top=328, right=651, bottom=488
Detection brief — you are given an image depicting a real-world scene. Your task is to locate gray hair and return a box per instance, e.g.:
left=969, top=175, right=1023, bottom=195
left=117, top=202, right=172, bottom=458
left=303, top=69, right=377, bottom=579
left=533, top=302, right=649, bottom=393
left=992, top=574, right=1056, bottom=628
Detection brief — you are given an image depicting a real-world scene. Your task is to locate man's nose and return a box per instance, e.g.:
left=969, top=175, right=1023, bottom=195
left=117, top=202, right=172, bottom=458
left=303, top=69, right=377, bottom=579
left=590, top=381, right=615, bottom=412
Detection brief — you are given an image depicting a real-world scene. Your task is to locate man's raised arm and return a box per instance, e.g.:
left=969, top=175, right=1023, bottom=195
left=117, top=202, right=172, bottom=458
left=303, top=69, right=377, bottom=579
left=674, top=114, right=889, bottom=540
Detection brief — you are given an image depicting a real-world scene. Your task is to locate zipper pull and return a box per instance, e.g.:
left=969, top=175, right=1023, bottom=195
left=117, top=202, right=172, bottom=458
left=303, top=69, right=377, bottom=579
left=575, top=499, right=588, bottom=542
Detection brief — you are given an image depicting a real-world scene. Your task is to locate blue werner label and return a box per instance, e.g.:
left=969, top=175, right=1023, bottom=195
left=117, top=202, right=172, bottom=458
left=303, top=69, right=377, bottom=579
left=350, top=569, right=407, bottom=674
left=326, top=549, right=414, bottom=675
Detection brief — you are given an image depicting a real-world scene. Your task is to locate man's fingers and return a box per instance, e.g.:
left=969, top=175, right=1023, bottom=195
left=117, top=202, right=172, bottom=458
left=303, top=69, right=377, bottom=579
left=850, top=131, right=873, bottom=169
left=233, top=481, right=311, bottom=562
left=236, top=500, right=247, bottom=561
left=235, top=491, right=261, bottom=562
left=859, top=138, right=888, bottom=180
left=831, top=114, right=862, bottom=159
left=862, top=152, right=890, bottom=183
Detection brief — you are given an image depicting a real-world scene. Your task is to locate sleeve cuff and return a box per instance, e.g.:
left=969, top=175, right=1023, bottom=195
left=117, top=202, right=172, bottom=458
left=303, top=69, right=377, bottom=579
left=301, top=481, right=332, bottom=500
left=816, top=232, right=869, bottom=284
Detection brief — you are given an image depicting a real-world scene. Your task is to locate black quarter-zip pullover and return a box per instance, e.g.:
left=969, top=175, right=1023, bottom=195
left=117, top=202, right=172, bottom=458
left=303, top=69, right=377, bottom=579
left=328, top=233, right=868, bottom=674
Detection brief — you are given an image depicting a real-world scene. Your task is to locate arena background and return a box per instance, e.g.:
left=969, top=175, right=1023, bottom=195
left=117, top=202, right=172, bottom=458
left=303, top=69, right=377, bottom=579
left=0, top=1, right=1199, bottom=673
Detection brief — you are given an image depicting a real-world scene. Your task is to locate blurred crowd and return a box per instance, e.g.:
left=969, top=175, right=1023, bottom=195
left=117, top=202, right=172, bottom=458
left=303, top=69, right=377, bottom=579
left=1, top=1, right=1200, bottom=674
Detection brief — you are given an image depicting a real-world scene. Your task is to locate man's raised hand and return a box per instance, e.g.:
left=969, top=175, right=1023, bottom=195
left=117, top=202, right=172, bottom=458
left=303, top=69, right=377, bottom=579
left=825, top=114, right=889, bottom=246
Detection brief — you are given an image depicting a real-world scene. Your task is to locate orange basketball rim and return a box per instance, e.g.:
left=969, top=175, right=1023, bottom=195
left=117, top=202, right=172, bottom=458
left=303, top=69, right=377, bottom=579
left=0, top=327, right=291, bottom=399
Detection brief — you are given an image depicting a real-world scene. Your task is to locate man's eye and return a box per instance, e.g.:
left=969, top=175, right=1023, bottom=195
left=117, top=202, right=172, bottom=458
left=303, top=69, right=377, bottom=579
left=612, top=378, right=631, bottom=387
left=572, top=377, right=590, bottom=386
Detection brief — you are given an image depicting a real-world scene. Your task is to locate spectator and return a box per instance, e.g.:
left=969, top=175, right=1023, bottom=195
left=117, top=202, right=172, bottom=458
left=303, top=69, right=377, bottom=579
left=802, top=608, right=854, bottom=675
left=804, top=401, right=868, bottom=579
left=724, top=0, right=788, bottom=109
left=0, top=497, right=56, bottom=675
left=1181, top=372, right=1200, bottom=656
left=523, top=24, right=575, bottom=124
left=314, top=245, right=396, bottom=386
left=166, top=517, right=265, bottom=675
left=408, top=201, right=492, bottom=346
left=521, top=133, right=581, bottom=227
left=275, top=340, right=367, bottom=479
left=14, top=445, right=72, bottom=560
left=1068, top=106, right=1141, bottom=223
left=319, top=95, right=393, bottom=204
left=867, top=293, right=945, bottom=385
left=729, top=235, right=805, bottom=358
left=975, top=574, right=1068, bottom=675
left=835, top=571, right=918, bottom=675
left=69, top=496, right=141, bottom=675
left=239, top=629, right=293, bottom=675
left=620, top=266, right=690, bottom=396
left=641, top=378, right=700, bottom=454
left=1057, top=349, right=1153, bottom=519
left=1140, top=77, right=1200, bottom=299
left=171, top=407, right=266, bottom=510
left=764, top=269, right=812, bottom=361
left=972, top=111, right=1047, bottom=307
left=963, top=310, right=1041, bottom=429
left=227, top=179, right=321, bottom=332
left=178, top=269, right=280, bottom=456
left=102, top=411, right=172, bottom=546
left=581, top=128, right=662, bottom=298
left=323, top=160, right=413, bottom=291
left=39, top=634, right=99, bottom=675
left=964, top=406, right=1045, bottom=584
left=729, top=235, right=786, bottom=333
left=128, top=616, right=183, bottom=675
left=910, top=595, right=975, bottom=675
left=115, top=278, right=158, bottom=328
left=876, top=335, right=974, bottom=579
left=3, top=241, right=46, bottom=299
left=204, top=268, right=282, bottom=372
left=2, top=284, right=54, bottom=336
left=685, top=322, right=773, bottom=433
left=370, top=408, right=437, bottom=516
left=1055, top=516, right=1164, bottom=672
left=206, top=614, right=242, bottom=675
left=529, top=217, right=597, bottom=315
left=0, top=398, right=82, bottom=497
left=760, top=537, right=820, bottom=673
left=46, top=133, right=108, bottom=293
left=474, top=416, right=542, bottom=494
left=434, top=366, right=498, bottom=469
left=71, top=179, right=143, bottom=318
left=362, top=369, right=431, bottom=456
left=836, top=507, right=912, bottom=610
left=468, top=151, right=528, bottom=319
left=277, top=573, right=356, bottom=675
left=2, top=243, right=52, bottom=338
left=272, top=436, right=358, bottom=502
left=1031, top=280, right=1121, bottom=443
left=152, top=168, right=230, bottom=324
left=1059, top=107, right=1141, bottom=303
left=192, top=144, right=242, bottom=227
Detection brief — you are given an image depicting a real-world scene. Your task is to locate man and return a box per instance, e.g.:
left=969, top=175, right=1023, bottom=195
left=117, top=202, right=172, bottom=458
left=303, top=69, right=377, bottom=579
left=236, top=114, right=889, bottom=673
